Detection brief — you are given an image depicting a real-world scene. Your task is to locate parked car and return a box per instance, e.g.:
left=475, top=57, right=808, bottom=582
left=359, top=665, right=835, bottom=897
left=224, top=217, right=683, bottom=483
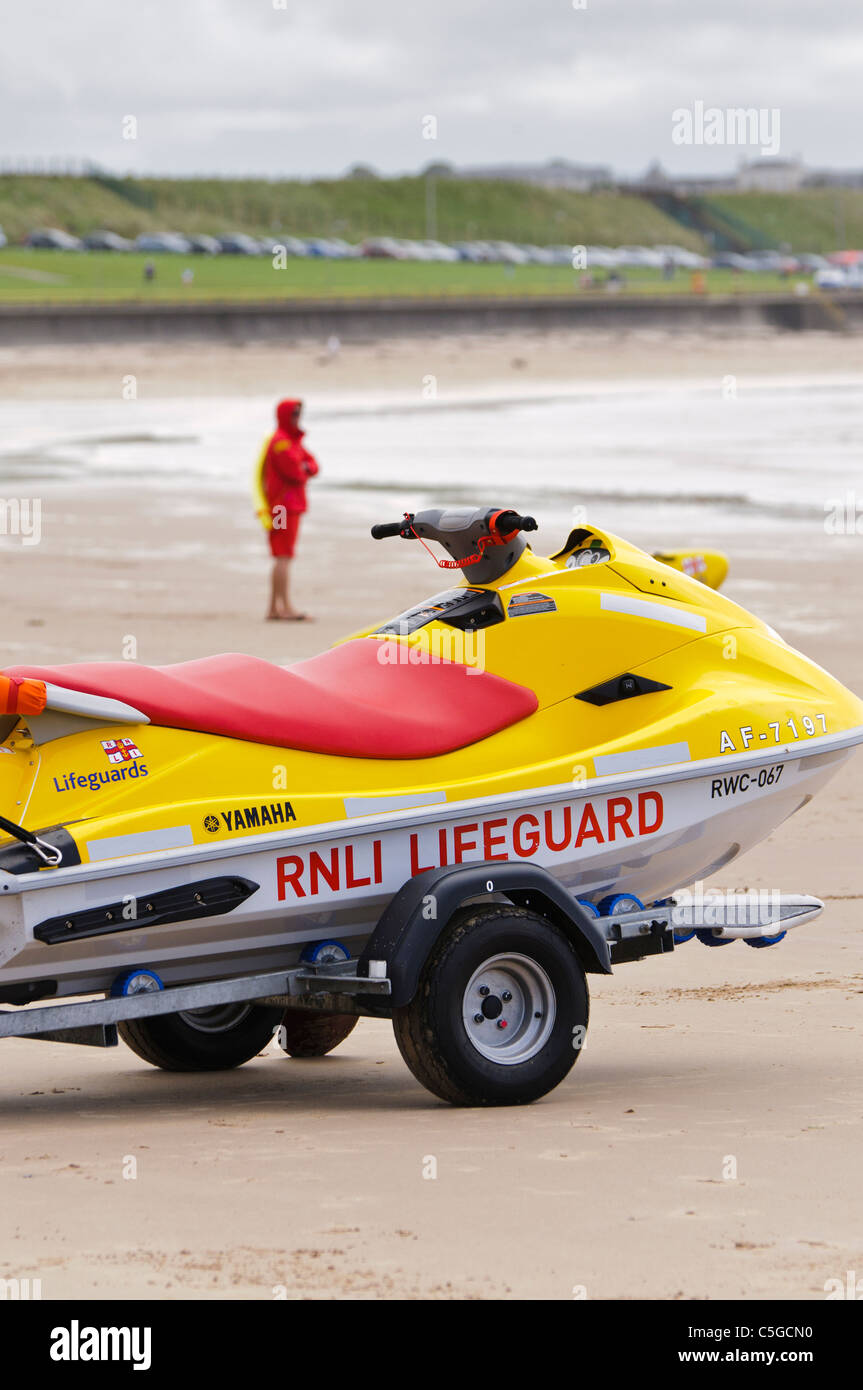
left=795, top=253, right=829, bottom=273
left=453, top=241, right=489, bottom=262
left=135, top=233, right=193, bottom=254
left=258, top=235, right=314, bottom=257
left=416, top=239, right=460, bottom=263
left=186, top=234, right=222, bottom=255
left=712, top=252, right=759, bottom=272
left=486, top=241, right=529, bottom=265
left=362, top=237, right=409, bottom=259
left=746, top=249, right=789, bottom=273
left=27, top=228, right=83, bottom=250
left=585, top=246, right=620, bottom=269
left=82, top=230, right=134, bottom=252
left=815, top=266, right=863, bottom=290
left=303, top=237, right=358, bottom=259
left=217, top=233, right=262, bottom=256
left=616, top=245, right=665, bottom=269
left=654, top=244, right=709, bottom=270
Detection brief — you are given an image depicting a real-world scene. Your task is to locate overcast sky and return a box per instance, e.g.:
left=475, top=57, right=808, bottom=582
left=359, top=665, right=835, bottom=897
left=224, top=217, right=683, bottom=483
left=2, top=0, right=860, bottom=179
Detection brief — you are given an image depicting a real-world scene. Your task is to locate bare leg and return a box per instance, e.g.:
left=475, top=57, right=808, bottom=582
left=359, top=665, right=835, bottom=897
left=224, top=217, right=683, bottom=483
left=267, top=558, right=289, bottom=618
left=268, top=557, right=305, bottom=619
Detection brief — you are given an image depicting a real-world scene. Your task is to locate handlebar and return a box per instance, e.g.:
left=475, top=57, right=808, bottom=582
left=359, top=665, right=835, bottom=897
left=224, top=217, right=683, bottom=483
left=370, top=520, right=409, bottom=539
left=369, top=505, right=538, bottom=582
left=493, top=510, right=538, bottom=535
left=370, top=510, right=537, bottom=541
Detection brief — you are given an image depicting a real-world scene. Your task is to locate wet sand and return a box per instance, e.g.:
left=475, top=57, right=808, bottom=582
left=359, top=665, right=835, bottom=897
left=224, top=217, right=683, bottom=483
left=0, top=332, right=861, bottom=1299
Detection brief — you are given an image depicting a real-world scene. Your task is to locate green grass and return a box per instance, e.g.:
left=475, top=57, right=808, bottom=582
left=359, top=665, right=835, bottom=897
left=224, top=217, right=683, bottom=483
left=702, top=191, right=863, bottom=254
left=0, top=173, right=707, bottom=250
left=0, top=248, right=811, bottom=305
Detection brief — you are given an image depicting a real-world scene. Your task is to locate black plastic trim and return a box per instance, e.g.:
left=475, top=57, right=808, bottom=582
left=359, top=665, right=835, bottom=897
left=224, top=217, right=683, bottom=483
left=357, top=861, right=612, bottom=1008
left=34, top=875, right=259, bottom=945
left=575, top=673, right=672, bottom=706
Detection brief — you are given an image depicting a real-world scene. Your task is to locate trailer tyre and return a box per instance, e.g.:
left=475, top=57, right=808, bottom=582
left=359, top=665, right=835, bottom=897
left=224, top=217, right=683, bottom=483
left=276, top=1008, right=359, bottom=1057
left=392, top=904, right=589, bottom=1107
left=118, top=1002, right=284, bottom=1072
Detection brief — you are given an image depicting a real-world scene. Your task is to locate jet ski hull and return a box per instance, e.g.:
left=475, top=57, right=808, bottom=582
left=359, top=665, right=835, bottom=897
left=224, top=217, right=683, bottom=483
left=1, top=733, right=856, bottom=1000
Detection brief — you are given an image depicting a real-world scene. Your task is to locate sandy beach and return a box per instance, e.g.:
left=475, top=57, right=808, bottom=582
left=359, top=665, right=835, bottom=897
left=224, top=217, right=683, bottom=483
left=1, top=325, right=861, bottom=402
left=0, top=328, right=861, bottom=1300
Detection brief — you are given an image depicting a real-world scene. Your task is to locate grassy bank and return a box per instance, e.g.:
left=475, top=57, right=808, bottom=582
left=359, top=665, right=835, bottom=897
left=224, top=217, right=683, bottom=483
left=0, top=248, right=810, bottom=304
left=702, top=190, right=863, bottom=254
left=0, top=173, right=704, bottom=249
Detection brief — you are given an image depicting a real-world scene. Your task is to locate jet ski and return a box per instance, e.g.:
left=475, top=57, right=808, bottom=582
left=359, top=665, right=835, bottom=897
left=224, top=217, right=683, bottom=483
left=0, top=505, right=860, bottom=1106
left=652, top=548, right=728, bottom=589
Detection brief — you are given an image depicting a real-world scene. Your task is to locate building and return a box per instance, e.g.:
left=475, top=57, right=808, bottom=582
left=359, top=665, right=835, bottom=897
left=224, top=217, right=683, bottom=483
left=735, top=157, right=806, bottom=192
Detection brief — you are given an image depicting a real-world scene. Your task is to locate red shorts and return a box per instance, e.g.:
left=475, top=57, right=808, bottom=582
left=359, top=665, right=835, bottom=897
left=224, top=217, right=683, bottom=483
left=268, top=512, right=301, bottom=558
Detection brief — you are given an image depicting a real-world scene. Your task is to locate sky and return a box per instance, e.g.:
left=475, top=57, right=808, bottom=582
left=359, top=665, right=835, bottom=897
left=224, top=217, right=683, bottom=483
left=2, top=0, right=861, bottom=180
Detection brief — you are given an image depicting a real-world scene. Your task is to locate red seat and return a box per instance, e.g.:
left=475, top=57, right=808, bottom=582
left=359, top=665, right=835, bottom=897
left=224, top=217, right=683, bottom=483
left=6, top=639, right=537, bottom=759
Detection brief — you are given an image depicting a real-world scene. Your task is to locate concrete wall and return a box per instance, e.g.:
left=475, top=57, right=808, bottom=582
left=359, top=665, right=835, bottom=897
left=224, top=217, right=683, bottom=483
left=1, top=292, right=860, bottom=345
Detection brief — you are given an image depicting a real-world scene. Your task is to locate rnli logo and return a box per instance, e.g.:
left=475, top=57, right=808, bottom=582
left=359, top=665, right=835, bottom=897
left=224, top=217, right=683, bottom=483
left=101, top=737, right=143, bottom=764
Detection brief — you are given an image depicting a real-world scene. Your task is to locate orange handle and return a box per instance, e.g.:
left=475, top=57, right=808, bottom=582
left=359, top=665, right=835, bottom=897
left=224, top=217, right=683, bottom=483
left=0, top=674, right=47, bottom=716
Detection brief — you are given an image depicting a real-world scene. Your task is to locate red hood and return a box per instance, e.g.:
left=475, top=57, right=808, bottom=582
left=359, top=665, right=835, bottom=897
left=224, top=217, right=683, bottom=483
left=276, top=398, right=304, bottom=438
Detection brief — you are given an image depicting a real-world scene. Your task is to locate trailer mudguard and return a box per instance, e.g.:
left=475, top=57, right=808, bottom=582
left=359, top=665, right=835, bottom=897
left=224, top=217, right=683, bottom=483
left=358, top=861, right=612, bottom=1007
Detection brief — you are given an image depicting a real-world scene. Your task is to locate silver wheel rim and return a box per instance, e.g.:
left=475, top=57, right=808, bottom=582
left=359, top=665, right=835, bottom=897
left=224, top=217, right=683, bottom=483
left=178, top=1003, right=253, bottom=1034
left=462, top=953, right=556, bottom=1065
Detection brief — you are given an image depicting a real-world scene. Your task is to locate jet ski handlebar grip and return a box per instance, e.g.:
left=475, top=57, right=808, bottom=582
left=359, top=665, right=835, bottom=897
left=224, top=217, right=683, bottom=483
left=494, top=512, right=538, bottom=534
left=371, top=521, right=410, bottom=539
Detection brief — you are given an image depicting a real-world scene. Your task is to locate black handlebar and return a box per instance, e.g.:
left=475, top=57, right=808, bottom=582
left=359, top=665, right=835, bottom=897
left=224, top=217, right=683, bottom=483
left=495, top=511, right=538, bottom=534
left=370, top=520, right=408, bottom=539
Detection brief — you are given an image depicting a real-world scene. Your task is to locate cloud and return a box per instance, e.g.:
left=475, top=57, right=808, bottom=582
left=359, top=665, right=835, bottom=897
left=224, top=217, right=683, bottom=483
left=0, top=0, right=859, bottom=177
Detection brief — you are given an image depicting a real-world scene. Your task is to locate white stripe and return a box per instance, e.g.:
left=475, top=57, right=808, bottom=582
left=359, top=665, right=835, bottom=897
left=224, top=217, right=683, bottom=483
left=600, top=592, right=707, bottom=632
left=499, top=570, right=561, bottom=591
left=594, top=742, right=692, bottom=774
left=344, top=792, right=447, bottom=817
left=44, top=683, right=148, bottom=724
left=86, top=825, right=194, bottom=862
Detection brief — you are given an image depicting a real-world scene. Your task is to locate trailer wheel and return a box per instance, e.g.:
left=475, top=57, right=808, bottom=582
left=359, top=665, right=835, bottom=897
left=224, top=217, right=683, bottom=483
left=392, top=904, right=589, bottom=1107
left=118, top=1002, right=284, bottom=1072
left=276, top=1008, right=358, bottom=1058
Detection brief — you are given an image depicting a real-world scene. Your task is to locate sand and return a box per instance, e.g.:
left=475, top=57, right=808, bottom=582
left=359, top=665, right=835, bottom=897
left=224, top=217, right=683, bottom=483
left=1, top=325, right=862, bottom=402
left=0, top=329, right=861, bottom=1300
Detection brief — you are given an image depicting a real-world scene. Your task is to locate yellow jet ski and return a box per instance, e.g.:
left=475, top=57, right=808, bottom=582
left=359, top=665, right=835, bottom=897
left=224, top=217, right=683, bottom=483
left=0, top=505, right=859, bottom=1105
left=653, top=548, right=729, bottom=589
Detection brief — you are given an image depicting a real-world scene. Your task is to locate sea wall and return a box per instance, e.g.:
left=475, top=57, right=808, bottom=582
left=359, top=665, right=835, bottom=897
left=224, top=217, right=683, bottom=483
left=1, top=291, right=860, bottom=345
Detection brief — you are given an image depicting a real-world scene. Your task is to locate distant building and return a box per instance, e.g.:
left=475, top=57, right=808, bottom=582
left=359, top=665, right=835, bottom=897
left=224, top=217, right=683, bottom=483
left=454, top=158, right=613, bottom=191
left=735, top=157, right=805, bottom=192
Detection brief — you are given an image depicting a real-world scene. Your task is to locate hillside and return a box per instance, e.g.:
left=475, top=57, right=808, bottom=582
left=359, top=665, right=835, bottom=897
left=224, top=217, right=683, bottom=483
left=0, top=173, right=707, bottom=249
left=699, top=191, right=863, bottom=254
